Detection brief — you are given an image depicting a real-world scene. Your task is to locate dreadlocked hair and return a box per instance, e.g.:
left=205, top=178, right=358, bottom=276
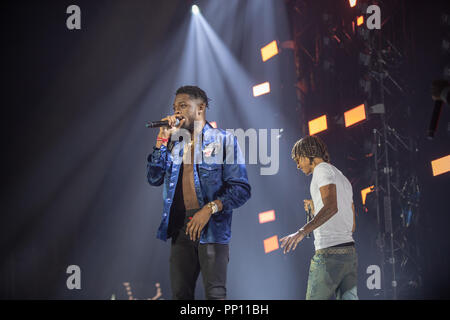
left=291, top=135, right=331, bottom=163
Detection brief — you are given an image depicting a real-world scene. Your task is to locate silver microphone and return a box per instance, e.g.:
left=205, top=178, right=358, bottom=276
left=306, top=204, right=312, bottom=238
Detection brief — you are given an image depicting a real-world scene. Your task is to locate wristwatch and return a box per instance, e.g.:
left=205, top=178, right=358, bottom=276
left=206, top=201, right=219, bottom=214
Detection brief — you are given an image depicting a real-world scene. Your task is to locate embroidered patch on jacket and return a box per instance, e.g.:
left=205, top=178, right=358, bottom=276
left=203, top=142, right=221, bottom=158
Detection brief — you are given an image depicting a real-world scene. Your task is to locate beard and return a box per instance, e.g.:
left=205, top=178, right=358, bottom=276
left=182, top=118, right=195, bottom=131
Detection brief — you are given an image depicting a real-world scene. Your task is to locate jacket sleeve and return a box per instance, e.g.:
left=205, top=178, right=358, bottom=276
left=216, top=135, right=251, bottom=211
left=147, top=145, right=168, bottom=186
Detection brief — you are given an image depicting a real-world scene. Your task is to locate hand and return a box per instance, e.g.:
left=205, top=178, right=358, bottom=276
left=280, top=230, right=306, bottom=254
left=304, top=199, right=314, bottom=214
left=185, top=206, right=212, bottom=241
left=431, top=79, right=449, bottom=101
left=158, top=115, right=186, bottom=140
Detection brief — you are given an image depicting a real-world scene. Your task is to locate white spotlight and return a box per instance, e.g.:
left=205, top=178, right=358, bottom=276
left=192, top=5, right=200, bottom=15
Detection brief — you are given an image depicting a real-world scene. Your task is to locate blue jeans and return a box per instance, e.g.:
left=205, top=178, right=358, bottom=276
left=306, top=248, right=358, bottom=300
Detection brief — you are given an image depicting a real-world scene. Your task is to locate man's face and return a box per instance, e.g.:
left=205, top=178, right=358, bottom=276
left=172, top=93, right=203, bottom=131
left=295, top=156, right=313, bottom=175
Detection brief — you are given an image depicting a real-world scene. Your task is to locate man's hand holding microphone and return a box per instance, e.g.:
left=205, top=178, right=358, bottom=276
left=304, top=199, right=315, bottom=215
left=155, top=115, right=186, bottom=148
left=280, top=199, right=315, bottom=254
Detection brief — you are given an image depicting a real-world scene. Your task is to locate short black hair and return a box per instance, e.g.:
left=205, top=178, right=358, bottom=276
left=291, top=135, right=331, bottom=163
left=175, top=85, right=210, bottom=108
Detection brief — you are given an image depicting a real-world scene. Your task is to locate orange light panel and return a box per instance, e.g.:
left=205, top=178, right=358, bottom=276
left=261, top=40, right=279, bottom=62
left=210, top=121, right=217, bottom=128
left=253, top=82, right=271, bottom=97
left=431, top=155, right=450, bottom=176
left=357, top=16, right=364, bottom=26
left=361, top=185, right=374, bottom=205
left=349, top=0, right=357, bottom=8
left=308, top=115, right=328, bottom=135
left=263, top=235, right=279, bottom=254
left=344, top=104, right=366, bottom=127
left=259, top=210, right=276, bottom=224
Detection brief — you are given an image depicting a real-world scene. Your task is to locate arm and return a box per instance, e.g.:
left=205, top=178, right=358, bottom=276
left=146, top=145, right=168, bottom=186
left=280, top=183, right=337, bottom=254
left=300, top=184, right=338, bottom=235
left=215, top=135, right=251, bottom=211
left=432, top=79, right=450, bottom=104
left=147, top=115, right=185, bottom=186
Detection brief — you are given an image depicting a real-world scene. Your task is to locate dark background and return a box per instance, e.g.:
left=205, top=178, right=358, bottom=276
left=1, top=0, right=449, bottom=299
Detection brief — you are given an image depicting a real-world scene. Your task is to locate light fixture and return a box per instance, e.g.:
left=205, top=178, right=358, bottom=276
left=253, top=82, right=271, bottom=97
left=431, top=155, right=450, bottom=176
left=308, top=115, right=328, bottom=135
left=261, top=40, right=279, bottom=62
left=344, top=104, right=367, bottom=127
left=192, top=5, right=200, bottom=15
left=258, top=210, right=276, bottom=224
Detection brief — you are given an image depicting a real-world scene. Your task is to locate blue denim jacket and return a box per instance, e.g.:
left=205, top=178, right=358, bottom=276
left=147, top=122, right=251, bottom=244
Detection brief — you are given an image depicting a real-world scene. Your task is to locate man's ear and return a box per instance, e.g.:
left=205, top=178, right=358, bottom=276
left=197, top=102, right=206, bottom=115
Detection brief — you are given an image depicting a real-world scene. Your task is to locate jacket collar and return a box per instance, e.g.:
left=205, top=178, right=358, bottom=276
left=171, top=121, right=216, bottom=155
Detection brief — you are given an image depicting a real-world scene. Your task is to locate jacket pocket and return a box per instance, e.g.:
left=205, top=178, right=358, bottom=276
left=198, top=163, right=221, bottom=182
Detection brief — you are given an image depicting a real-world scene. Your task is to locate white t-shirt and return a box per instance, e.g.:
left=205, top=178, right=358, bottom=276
left=310, top=162, right=354, bottom=250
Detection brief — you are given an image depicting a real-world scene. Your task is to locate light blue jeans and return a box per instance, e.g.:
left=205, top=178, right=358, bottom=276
left=306, top=249, right=358, bottom=300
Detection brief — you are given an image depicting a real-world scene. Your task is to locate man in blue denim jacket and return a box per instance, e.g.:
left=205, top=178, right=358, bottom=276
left=147, top=86, right=251, bottom=300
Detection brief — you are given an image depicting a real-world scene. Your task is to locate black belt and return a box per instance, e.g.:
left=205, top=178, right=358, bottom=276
left=329, top=241, right=355, bottom=248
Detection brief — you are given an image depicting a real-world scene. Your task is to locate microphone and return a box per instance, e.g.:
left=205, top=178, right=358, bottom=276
left=306, top=203, right=312, bottom=239
left=146, top=118, right=180, bottom=128
left=427, top=100, right=443, bottom=139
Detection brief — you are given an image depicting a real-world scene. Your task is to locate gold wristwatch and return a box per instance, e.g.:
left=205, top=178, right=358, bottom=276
left=206, top=201, right=219, bottom=214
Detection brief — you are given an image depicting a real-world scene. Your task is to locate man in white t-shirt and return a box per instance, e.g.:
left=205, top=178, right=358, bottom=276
left=280, top=135, right=358, bottom=300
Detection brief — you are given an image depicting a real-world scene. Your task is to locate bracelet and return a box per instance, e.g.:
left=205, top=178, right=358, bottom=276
left=157, top=137, right=168, bottom=143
